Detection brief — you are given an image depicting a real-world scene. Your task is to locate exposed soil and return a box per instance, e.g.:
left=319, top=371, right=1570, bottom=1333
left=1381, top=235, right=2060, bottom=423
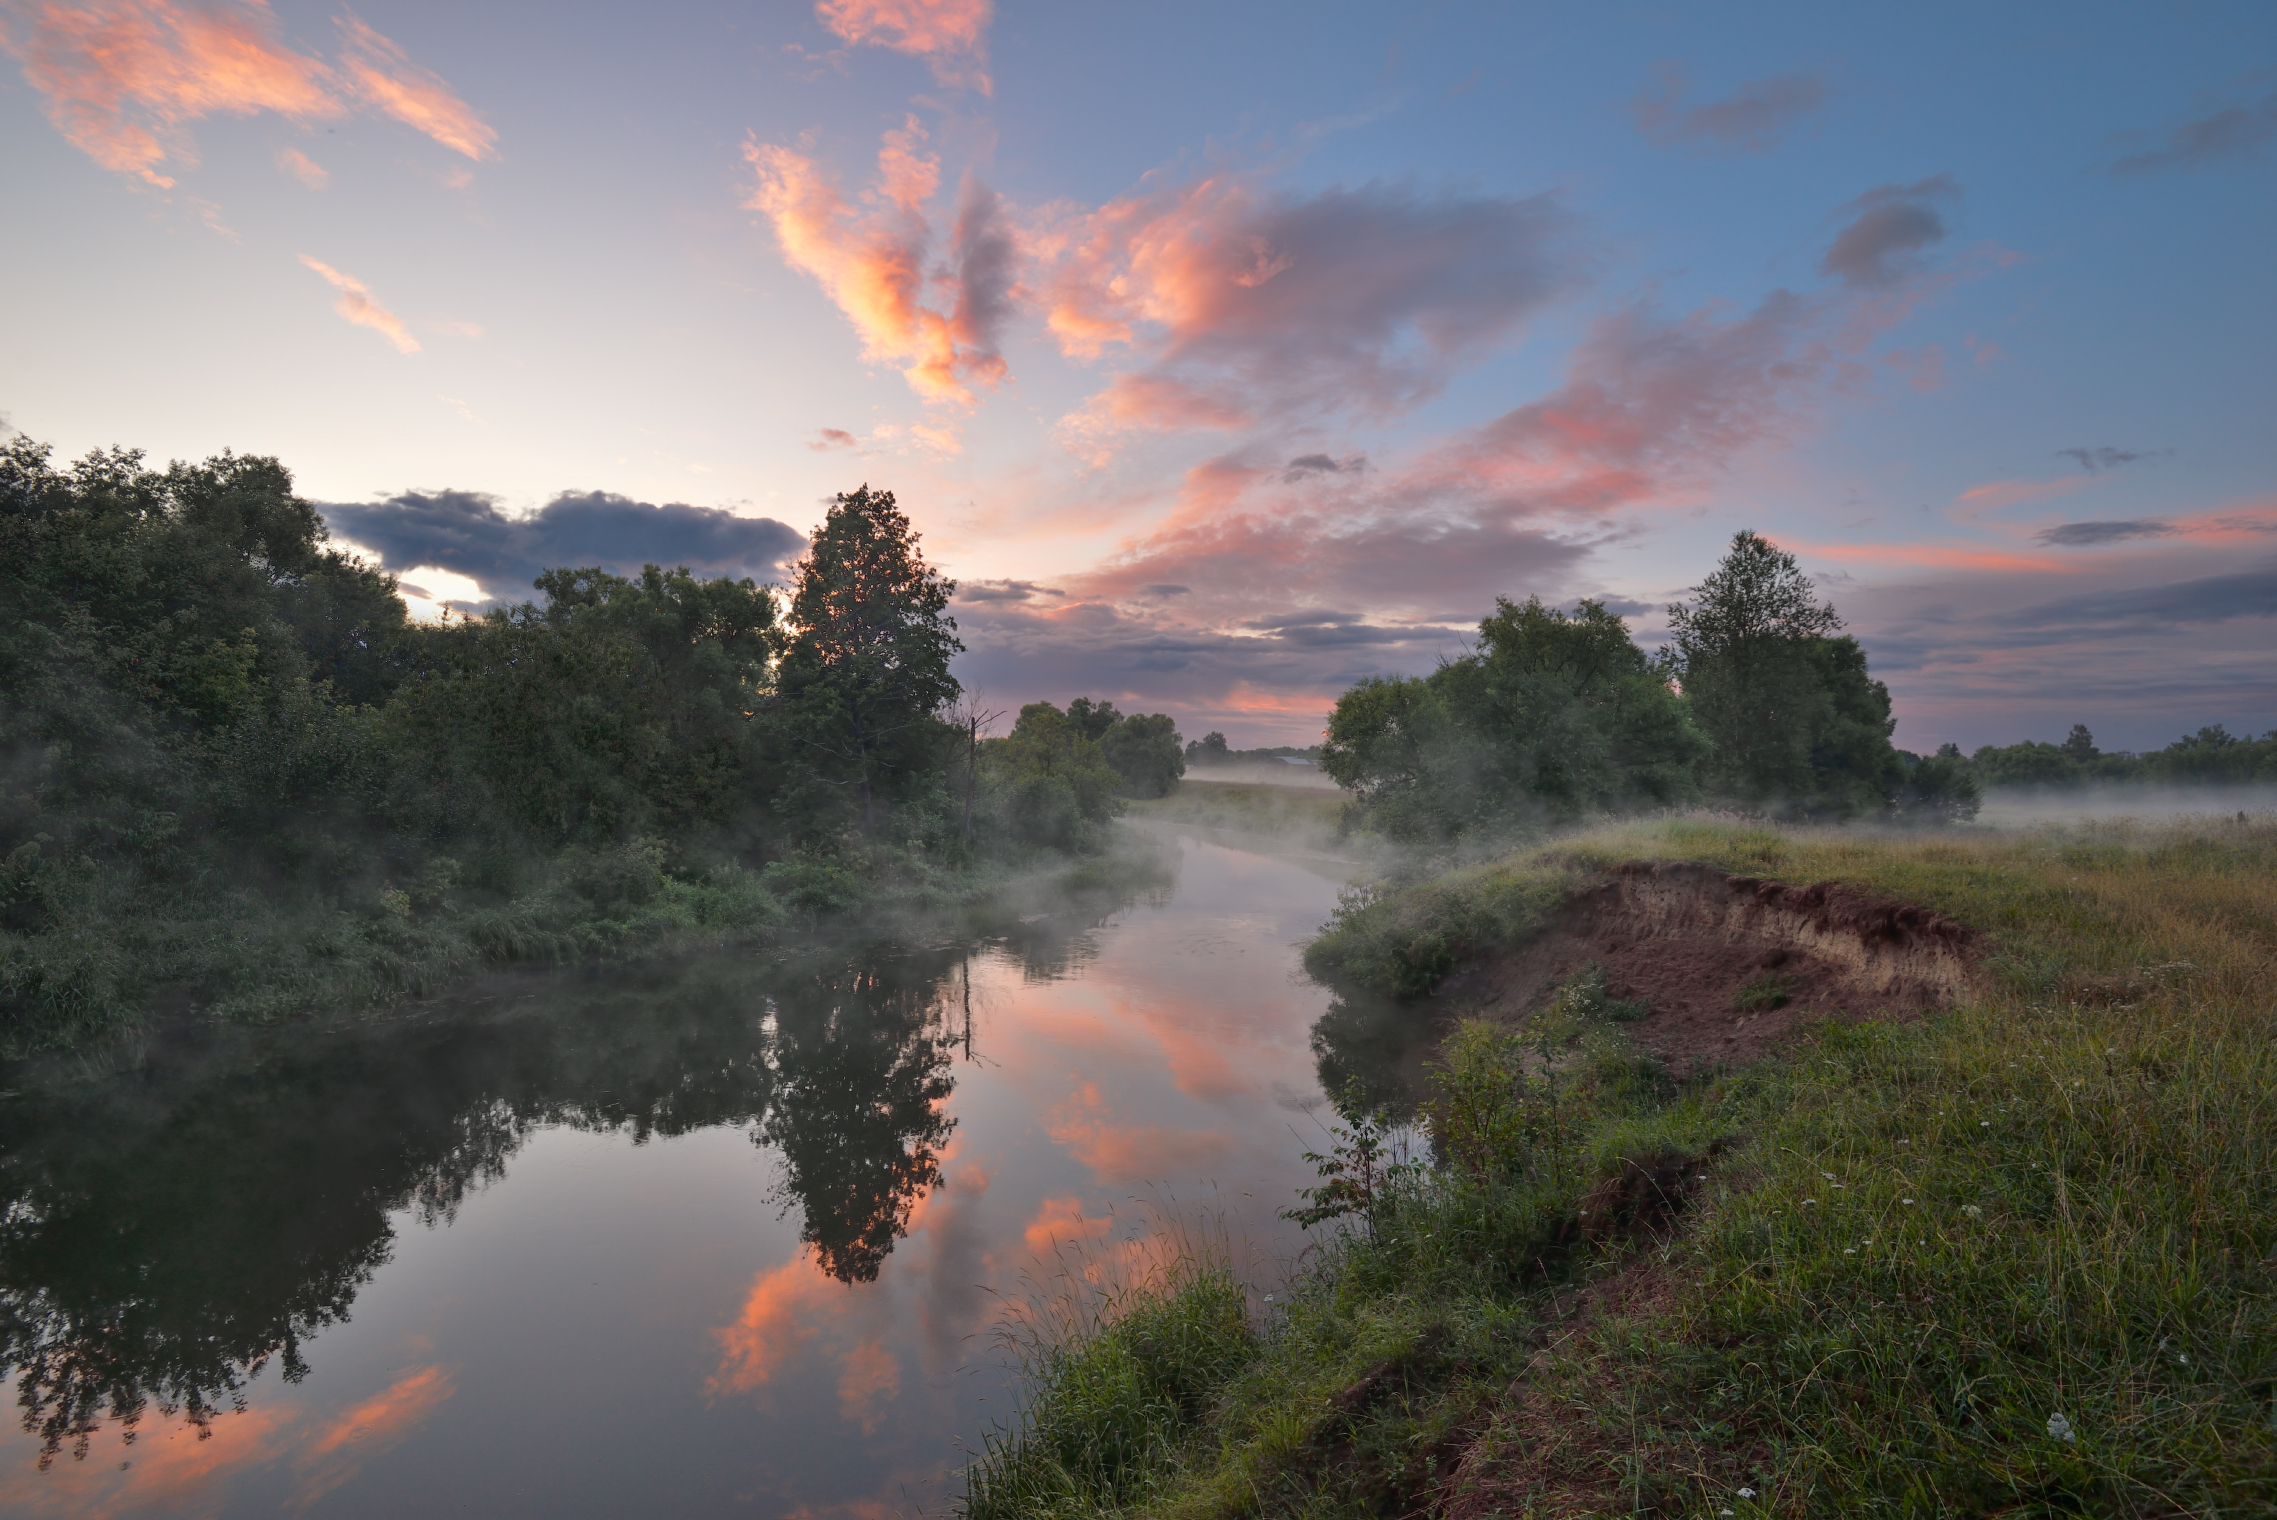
left=1437, top=860, right=1977, bottom=1078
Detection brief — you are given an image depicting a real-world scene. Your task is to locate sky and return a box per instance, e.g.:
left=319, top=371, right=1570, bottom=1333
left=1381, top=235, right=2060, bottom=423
left=3, top=0, right=2273, bottom=753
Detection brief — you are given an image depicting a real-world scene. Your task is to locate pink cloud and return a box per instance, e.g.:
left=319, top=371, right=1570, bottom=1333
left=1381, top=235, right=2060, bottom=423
left=1041, top=174, right=1576, bottom=444
left=298, top=255, right=419, bottom=353
left=291, top=1364, right=456, bottom=1509
left=1021, top=1194, right=1115, bottom=1256
left=274, top=143, right=325, bottom=188
left=0, top=1, right=492, bottom=185
left=814, top=0, right=990, bottom=91
left=333, top=12, right=495, bottom=161
left=1043, top=1082, right=1230, bottom=1184
left=745, top=122, right=1010, bottom=403
left=1954, top=474, right=2093, bottom=514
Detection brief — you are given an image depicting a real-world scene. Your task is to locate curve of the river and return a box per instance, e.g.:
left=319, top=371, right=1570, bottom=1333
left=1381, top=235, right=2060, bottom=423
left=0, top=825, right=1393, bottom=1519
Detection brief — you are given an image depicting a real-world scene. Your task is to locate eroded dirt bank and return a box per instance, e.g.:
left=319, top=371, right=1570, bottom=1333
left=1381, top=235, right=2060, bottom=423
left=1444, top=860, right=1977, bottom=1076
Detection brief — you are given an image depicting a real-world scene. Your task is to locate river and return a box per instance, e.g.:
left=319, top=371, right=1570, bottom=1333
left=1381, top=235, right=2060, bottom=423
left=0, top=826, right=1375, bottom=1518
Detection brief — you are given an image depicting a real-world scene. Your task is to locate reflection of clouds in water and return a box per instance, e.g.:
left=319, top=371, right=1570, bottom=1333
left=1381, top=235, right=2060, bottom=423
left=0, top=1363, right=456, bottom=1520
left=290, top=1364, right=457, bottom=1510
left=1044, top=1080, right=1235, bottom=1184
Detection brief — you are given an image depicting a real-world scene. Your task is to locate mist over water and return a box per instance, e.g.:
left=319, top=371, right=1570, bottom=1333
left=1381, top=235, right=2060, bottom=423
left=0, top=833, right=1355, bottom=1519
left=1974, top=785, right=2277, bottom=828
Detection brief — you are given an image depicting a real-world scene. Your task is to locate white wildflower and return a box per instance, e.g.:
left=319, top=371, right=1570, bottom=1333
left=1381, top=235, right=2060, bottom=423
left=1738, top=1487, right=1757, bottom=1499
left=1902, top=1198, right=1916, bottom=1205
left=1962, top=1204, right=1983, bottom=1219
left=1844, top=1248, right=1855, bottom=1255
left=2047, top=1412, right=2076, bottom=1443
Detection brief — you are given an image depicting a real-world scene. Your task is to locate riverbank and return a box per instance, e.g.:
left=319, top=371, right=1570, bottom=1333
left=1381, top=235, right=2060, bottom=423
left=963, top=813, right=2277, bottom=1515
left=0, top=831, right=1174, bottom=1059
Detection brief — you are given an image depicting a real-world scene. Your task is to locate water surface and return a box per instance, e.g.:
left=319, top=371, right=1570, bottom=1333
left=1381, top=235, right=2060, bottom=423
left=0, top=831, right=1362, bottom=1518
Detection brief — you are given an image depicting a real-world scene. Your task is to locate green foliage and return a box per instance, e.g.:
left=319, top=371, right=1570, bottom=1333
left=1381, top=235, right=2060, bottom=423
left=963, top=1268, right=1257, bottom=1519
left=1302, top=854, right=1584, bottom=998
left=1098, top=712, right=1185, bottom=798
left=1730, top=972, right=1791, bottom=1010
left=1669, top=530, right=1905, bottom=816
left=1063, top=698, right=1187, bottom=798
left=1322, top=596, right=1705, bottom=843
left=1283, top=1080, right=1421, bottom=1232
left=982, top=702, right=1127, bottom=853
left=774, top=484, right=963, bottom=835
left=1966, top=721, right=2277, bottom=790
left=0, top=438, right=1103, bottom=1053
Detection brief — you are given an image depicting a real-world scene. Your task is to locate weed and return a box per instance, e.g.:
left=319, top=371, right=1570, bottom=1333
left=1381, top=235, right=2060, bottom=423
left=1730, top=973, right=1792, bottom=1011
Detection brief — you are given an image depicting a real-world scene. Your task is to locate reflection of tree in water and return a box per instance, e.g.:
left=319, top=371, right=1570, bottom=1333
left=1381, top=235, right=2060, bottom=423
left=1310, top=990, right=1428, bottom=1123
left=762, top=956, right=961, bottom=1284
left=0, top=950, right=934, bottom=1463
left=0, top=867, right=1170, bottom=1462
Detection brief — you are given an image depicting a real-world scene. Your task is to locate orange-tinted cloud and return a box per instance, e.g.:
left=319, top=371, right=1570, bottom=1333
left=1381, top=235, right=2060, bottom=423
left=1043, top=1082, right=1231, bottom=1183
left=1954, top=474, right=2092, bottom=514
left=0, top=1405, right=295, bottom=1520
left=333, top=12, right=495, bottom=161
left=1021, top=1194, right=1114, bottom=1256
left=291, top=1364, right=456, bottom=1509
left=0, top=1, right=490, bottom=185
left=3, top=0, right=337, bottom=185
left=709, top=1253, right=842, bottom=1395
left=815, top=0, right=990, bottom=91
left=274, top=143, right=326, bottom=187
left=745, top=122, right=1010, bottom=403
left=298, top=255, right=419, bottom=353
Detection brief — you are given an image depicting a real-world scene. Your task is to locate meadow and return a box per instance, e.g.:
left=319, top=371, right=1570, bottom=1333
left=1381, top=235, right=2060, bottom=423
left=962, top=811, right=2277, bottom=1517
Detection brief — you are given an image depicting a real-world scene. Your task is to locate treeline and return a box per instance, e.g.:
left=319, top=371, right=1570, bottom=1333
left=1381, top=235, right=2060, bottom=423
left=0, top=437, right=1169, bottom=1050
left=1322, top=531, right=1975, bottom=844
left=1184, top=733, right=1324, bottom=769
left=1953, top=723, right=2277, bottom=790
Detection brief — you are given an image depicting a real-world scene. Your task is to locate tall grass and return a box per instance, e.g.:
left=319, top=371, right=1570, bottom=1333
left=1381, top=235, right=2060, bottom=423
left=961, top=813, right=2277, bottom=1517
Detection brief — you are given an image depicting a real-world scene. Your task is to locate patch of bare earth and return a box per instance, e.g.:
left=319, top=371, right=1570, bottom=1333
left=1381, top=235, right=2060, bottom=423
left=1439, top=860, right=1978, bottom=1077
left=1420, top=865, right=1976, bottom=1513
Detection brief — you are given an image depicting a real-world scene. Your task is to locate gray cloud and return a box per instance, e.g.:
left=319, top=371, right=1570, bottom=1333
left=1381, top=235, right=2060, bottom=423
left=321, top=488, right=805, bottom=603
left=1821, top=176, right=1958, bottom=287
left=1998, top=567, right=2277, bottom=628
left=1070, top=180, right=1581, bottom=428
left=2034, top=519, right=2180, bottom=547
left=1631, top=65, right=1829, bottom=154
left=950, top=174, right=1018, bottom=377
left=1283, top=451, right=1368, bottom=483
left=2112, top=91, right=2277, bottom=174
left=955, top=578, right=1065, bottom=604
left=2055, top=445, right=2168, bottom=474
left=1139, top=583, right=1191, bottom=597
left=808, top=428, right=859, bottom=450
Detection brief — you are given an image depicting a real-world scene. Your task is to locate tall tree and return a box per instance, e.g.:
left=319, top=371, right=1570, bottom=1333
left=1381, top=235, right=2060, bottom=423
left=1668, top=530, right=1900, bottom=814
left=775, top=486, right=963, bottom=834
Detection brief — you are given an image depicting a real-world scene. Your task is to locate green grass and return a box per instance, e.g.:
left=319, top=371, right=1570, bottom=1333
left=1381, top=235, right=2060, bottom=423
left=961, top=814, right=2277, bottom=1517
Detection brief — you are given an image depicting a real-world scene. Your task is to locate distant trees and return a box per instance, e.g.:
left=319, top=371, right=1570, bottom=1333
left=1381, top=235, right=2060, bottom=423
left=984, top=702, right=1126, bottom=851
left=1323, top=597, right=1704, bottom=843
left=1962, top=722, right=2277, bottom=789
left=1666, top=530, right=1902, bottom=815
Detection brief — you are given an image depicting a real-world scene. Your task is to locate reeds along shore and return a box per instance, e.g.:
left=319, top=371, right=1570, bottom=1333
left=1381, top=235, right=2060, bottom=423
left=963, top=812, right=2277, bottom=1518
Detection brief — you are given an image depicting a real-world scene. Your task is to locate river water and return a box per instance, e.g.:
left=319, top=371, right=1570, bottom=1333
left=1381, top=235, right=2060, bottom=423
left=0, top=827, right=1374, bottom=1519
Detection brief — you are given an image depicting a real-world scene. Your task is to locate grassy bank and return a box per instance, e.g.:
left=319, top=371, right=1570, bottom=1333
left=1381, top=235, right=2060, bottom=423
left=962, top=814, right=2277, bottom=1516
left=1, top=832, right=1171, bottom=1055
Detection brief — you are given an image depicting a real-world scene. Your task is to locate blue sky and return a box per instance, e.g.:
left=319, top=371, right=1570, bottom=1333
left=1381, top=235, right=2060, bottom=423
left=3, top=0, right=2272, bottom=750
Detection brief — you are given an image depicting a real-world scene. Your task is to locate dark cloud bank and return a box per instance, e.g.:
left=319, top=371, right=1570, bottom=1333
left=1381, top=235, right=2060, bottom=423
left=322, top=489, right=806, bottom=604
